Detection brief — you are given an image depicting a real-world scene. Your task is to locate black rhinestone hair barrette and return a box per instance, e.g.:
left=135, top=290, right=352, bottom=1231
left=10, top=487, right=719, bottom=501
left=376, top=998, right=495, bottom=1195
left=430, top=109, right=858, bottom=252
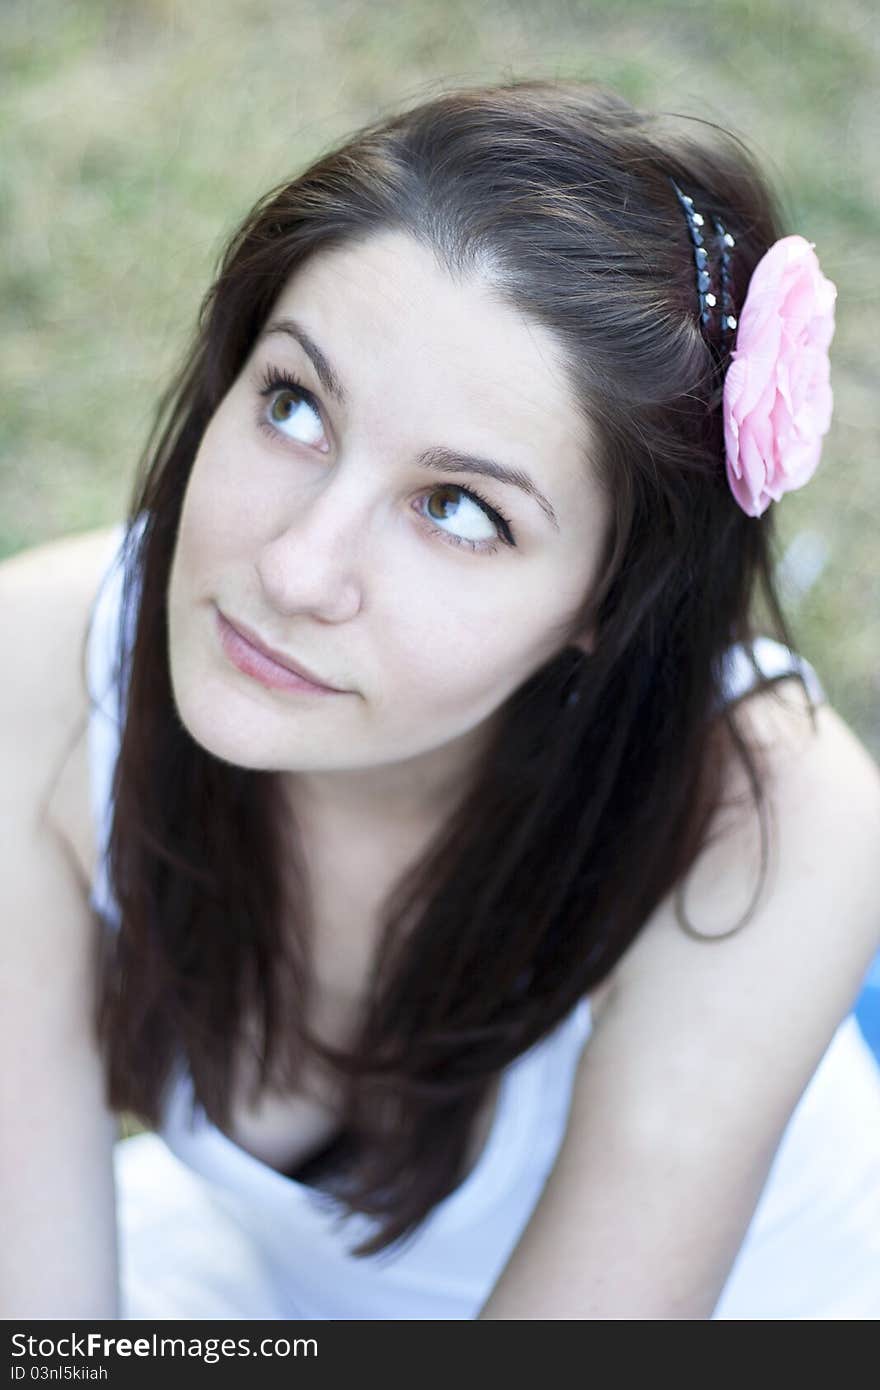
left=669, top=178, right=738, bottom=348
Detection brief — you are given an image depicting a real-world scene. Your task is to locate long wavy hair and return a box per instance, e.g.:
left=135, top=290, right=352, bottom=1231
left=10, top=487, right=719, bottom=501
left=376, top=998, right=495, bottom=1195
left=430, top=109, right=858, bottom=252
left=89, top=78, right=820, bottom=1257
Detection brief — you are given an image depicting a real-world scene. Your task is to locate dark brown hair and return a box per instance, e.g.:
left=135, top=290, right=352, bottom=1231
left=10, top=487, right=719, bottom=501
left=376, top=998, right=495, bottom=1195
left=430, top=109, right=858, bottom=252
left=88, top=78, right=819, bottom=1256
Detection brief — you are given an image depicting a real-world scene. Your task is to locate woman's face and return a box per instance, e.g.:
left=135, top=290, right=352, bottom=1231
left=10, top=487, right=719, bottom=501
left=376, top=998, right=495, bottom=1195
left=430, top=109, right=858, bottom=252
left=167, top=229, right=610, bottom=822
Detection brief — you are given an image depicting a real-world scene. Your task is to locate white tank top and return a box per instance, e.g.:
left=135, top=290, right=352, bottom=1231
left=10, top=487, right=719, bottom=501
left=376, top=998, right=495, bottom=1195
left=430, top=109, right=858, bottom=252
left=86, top=520, right=880, bottom=1320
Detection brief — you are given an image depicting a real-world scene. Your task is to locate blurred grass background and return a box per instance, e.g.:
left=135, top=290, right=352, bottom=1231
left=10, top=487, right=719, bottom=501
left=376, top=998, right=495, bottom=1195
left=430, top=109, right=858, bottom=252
left=2, top=0, right=878, bottom=754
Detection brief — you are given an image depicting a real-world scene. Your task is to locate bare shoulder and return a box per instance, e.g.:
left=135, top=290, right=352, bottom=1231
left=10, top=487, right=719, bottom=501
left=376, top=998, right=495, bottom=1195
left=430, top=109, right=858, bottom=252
left=0, top=525, right=124, bottom=1315
left=578, top=675, right=880, bottom=1160
left=723, top=671, right=878, bottom=791
left=0, top=523, right=125, bottom=892
left=587, top=677, right=876, bottom=1032
left=610, top=677, right=880, bottom=998
left=477, top=679, right=880, bottom=1318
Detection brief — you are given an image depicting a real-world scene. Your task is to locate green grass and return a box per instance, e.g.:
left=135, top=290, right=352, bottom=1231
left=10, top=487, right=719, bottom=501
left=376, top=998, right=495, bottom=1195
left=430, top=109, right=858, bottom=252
left=2, top=0, right=878, bottom=753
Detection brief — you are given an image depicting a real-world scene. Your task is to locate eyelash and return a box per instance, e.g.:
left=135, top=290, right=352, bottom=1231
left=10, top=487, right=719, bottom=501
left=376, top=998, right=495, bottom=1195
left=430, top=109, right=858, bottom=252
left=255, top=363, right=517, bottom=555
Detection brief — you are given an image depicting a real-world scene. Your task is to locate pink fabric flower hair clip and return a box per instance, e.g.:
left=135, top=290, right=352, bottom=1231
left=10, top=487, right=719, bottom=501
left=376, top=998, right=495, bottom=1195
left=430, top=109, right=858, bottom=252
left=670, top=180, right=838, bottom=519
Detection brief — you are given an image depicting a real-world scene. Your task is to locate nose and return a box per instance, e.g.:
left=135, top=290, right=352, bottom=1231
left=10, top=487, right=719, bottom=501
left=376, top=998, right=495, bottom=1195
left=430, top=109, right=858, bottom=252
left=255, top=468, right=370, bottom=623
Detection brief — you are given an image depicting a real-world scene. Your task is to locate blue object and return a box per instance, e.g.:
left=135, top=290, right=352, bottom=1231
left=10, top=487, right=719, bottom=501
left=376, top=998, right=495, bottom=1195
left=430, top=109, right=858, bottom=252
left=854, top=951, right=880, bottom=1066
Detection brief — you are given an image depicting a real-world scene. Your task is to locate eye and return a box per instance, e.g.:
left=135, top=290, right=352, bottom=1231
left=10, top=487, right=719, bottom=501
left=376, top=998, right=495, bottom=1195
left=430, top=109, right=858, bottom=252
left=257, top=365, right=326, bottom=449
left=255, top=361, right=517, bottom=556
left=416, top=484, right=515, bottom=554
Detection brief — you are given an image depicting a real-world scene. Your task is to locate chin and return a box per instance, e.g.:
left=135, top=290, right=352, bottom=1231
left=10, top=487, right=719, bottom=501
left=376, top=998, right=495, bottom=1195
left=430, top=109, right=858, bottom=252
left=166, top=651, right=274, bottom=771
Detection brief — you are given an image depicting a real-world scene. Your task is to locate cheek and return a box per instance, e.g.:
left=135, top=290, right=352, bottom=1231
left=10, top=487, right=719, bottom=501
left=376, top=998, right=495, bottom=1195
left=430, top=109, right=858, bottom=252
left=377, top=595, right=564, bottom=718
left=175, top=435, right=263, bottom=576
left=183, top=439, right=239, bottom=535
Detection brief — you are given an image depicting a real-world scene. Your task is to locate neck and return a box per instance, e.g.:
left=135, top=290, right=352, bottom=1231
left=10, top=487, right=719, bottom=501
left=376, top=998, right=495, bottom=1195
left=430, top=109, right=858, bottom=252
left=281, top=718, right=498, bottom=843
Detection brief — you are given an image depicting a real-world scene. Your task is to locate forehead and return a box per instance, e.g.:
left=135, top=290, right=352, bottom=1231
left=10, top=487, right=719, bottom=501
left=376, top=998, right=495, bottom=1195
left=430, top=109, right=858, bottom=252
left=268, top=231, right=585, bottom=435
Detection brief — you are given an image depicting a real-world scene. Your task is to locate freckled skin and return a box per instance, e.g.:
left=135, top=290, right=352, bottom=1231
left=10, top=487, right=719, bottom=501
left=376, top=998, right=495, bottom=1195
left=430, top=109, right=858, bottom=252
left=166, top=228, right=609, bottom=835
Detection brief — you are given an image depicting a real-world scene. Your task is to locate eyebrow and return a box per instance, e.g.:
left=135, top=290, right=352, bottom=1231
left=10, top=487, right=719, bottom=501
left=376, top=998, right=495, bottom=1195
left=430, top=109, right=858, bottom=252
left=260, top=316, right=561, bottom=532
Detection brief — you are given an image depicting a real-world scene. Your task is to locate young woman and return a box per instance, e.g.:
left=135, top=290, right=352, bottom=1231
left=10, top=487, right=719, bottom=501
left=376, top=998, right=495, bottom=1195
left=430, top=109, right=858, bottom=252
left=3, top=78, right=879, bottom=1321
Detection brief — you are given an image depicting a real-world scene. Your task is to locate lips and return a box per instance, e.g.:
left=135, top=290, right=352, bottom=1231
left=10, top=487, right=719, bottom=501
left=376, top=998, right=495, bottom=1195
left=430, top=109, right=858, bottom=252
left=216, top=608, right=346, bottom=692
